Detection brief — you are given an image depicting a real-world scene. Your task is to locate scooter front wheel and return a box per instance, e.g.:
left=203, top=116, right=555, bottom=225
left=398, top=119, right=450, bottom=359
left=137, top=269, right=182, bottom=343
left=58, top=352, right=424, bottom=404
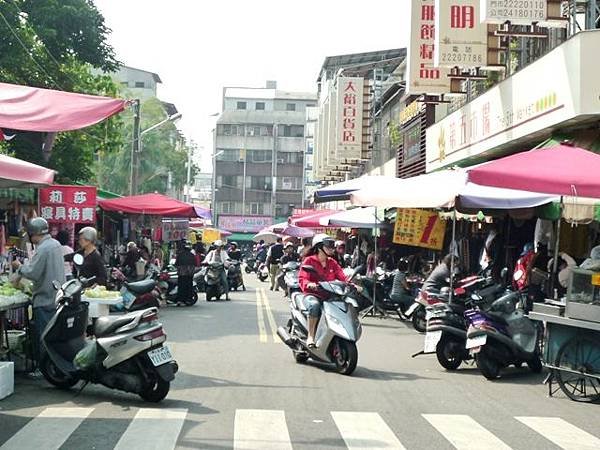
left=475, top=351, right=501, bottom=380
left=332, top=338, right=358, bottom=376
left=436, top=336, right=464, bottom=371
left=185, top=291, right=198, bottom=306
left=139, top=379, right=170, bottom=402
left=40, top=354, right=79, bottom=389
left=412, top=306, right=427, bottom=333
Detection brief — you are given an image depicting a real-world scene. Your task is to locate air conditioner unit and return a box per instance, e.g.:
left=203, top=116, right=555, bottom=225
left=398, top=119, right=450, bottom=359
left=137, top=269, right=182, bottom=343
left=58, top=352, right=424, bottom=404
left=277, top=158, right=284, bottom=163
left=238, top=158, right=245, bottom=162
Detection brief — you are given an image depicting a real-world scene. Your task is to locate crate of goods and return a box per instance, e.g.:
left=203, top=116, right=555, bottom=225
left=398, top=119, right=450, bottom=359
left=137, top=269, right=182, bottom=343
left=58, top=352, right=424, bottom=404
left=0, top=361, right=14, bottom=400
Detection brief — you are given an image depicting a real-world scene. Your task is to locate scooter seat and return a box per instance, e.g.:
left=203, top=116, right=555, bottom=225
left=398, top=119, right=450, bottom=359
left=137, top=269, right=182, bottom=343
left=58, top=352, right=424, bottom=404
left=94, top=314, right=136, bottom=337
left=125, top=279, right=156, bottom=294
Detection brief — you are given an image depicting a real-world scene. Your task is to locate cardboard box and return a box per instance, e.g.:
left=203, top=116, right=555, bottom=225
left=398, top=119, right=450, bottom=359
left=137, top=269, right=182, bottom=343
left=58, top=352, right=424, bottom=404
left=0, top=361, right=15, bottom=400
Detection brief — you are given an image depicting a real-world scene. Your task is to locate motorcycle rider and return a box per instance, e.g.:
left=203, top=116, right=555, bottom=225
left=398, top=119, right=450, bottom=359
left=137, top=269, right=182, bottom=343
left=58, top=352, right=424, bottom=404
left=11, top=218, right=65, bottom=364
left=390, top=258, right=413, bottom=317
left=228, top=242, right=242, bottom=262
left=280, top=242, right=300, bottom=264
left=422, top=254, right=456, bottom=293
left=334, top=240, right=347, bottom=268
left=298, top=234, right=347, bottom=348
left=203, top=240, right=230, bottom=300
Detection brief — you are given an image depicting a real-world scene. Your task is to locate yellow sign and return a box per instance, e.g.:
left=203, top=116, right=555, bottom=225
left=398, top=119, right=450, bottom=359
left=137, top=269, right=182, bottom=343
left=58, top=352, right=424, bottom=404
left=592, top=273, right=600, bottom=286
left=399, top=100, right=421, bottom=125
left=393, top=208, right=447, bottom=250
left=202, top=228, right=221, bottom=244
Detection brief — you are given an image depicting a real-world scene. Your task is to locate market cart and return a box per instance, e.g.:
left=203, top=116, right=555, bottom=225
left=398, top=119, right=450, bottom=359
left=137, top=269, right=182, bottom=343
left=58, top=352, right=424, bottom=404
left=529, top=267, right=600, bottom=403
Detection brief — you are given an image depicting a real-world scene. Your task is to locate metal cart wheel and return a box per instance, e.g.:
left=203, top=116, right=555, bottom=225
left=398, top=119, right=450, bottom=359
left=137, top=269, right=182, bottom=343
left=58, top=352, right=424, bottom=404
left=555, top=337, right=600, bottom=403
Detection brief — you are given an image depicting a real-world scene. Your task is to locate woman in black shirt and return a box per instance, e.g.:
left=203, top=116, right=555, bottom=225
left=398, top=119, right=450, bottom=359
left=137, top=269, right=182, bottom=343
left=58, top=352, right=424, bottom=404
left=77, top=227, right=107, bottom=286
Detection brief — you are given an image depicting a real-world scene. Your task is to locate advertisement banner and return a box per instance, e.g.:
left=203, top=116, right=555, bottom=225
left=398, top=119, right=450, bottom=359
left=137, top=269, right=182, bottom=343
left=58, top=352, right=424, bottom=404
left=336, top=77, right=364, bottom=159
left=481, top=0, right=546, bottom=25
left=406, top=0, right=451, bottom=95
left=403, top=121, right=422, bottom=163
left=434, top=0, right=488, bottom=68
left=393, top=209, right=446, bottom=250
left=162, top=219, right=189, bottom=242
left=218, top=215, right=273, bottom=233
left=39, top=185, right=96, bottom=223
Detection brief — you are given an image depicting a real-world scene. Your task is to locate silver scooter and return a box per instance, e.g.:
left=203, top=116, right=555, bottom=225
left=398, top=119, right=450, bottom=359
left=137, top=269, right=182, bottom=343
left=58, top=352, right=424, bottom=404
left=39, top=255, right=178, bottom=402
left=277, top=265, right=363, bottom=375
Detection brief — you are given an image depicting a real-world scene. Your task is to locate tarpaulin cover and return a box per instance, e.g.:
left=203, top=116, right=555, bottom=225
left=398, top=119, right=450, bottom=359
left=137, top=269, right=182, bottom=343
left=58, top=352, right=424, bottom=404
left=468, top=144, right=600, bottom=199
left=0, top=82, right=126, bottom=132
left=314, top=175, right=398, bottom=203
left=0, top=153, right=54, bottom=187
left=99, top=193, right=209, bottom=218
left=289, top=209, right=341, bottom=227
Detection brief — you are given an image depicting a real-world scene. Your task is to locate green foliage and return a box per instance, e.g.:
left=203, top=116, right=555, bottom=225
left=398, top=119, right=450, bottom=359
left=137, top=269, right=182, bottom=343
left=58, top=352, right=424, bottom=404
left=96, top=97, right=197, bottom=196
left=388, top=120, right=401, bottom=147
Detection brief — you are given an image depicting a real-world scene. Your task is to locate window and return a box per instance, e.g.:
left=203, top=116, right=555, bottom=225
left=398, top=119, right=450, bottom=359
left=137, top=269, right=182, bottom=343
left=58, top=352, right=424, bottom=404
left=218, top=124, right=245, bottom=136
left=256, top=102, right=265, bottom=110
left=216, top=149, right=240, bottom=161
left=277, top=177, right=302, bottom=190
left=279, top=125, right=304, bottom=137
left=220, top=202, right=232, bottom=214
left=246, top=176, right=272, bottom=190
left=217, top=175, right=242, bottom=188
left=278, top=152, right=302, bottom=164
left=248, top=150, right=273, bottom=163
left=286, top=103, right=296, bottom=111
left=135, top=81, right=145, bottom=88
left=237, top=101, right=247, bottom=110
left=120, top=81, right=128, bottom=87
left=246, top=203, right=264, bottom=215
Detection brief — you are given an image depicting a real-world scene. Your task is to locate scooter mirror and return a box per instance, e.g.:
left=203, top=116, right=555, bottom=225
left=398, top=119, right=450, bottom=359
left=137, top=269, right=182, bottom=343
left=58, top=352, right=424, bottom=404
left=73, top=253, right=84, bottom=267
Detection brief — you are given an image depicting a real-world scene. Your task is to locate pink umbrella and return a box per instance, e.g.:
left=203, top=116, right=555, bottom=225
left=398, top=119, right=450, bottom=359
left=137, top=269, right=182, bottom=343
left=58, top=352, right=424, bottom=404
left=468, top=144, right=600, bottom=198
left=289, top=209, right=341, bottom=228
left=270, top=222, right=315, bottom=238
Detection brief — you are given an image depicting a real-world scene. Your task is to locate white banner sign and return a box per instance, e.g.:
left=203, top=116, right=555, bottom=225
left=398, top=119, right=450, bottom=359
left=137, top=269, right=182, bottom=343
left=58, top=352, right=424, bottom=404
left=406, top=0, right=451, bottom=95
left=336, top=77, right=364, bottom=159
left=162, top=219, right=189, bottom=242
left=481, top=0, right=547, bottom=24
left=435, top=0, right=488, bottom=68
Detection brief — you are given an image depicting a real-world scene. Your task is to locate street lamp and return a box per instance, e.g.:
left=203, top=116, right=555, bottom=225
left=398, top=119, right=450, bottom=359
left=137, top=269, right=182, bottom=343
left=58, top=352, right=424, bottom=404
left=129, top=101, right=182, bottom=196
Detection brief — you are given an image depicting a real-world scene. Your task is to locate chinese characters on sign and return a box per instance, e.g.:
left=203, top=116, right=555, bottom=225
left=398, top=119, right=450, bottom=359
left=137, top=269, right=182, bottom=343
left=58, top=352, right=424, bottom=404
left=393, top=208, right=446, bottom=250
left=39, top=186, right=97, bottom=224
left=218, top=215, right=273, bottom=233
left=162, top=219, right=189, bottom=242
left=481, top=0, right=546, bottom=25
left=336, top=77, right=364, bottom=159
left=406, top=0, right=451, bottom=95
left=434, top=0, right=488, bottom=68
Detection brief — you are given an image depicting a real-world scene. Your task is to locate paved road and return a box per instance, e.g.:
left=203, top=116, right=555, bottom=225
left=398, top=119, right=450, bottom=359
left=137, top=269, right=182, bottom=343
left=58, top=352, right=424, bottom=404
left=1, top=276, right=599, bottom=449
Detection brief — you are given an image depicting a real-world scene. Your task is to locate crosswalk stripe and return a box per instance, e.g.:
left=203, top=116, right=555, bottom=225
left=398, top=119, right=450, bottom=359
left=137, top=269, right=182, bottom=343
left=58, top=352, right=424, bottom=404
left=114, top=408, right=187, bottom=450
left=256, top=289, right=268, bottom=342
left=331, top=411, right=407, bottom=450
left=423, top=414, right=512, bottom=450
left=234, top=409, right=293, bottom=450
left=0, top=407, right=94, bottom=450
left=260, top=288, right=280, bottom=342
left=516, top=416, right=600, bottom=450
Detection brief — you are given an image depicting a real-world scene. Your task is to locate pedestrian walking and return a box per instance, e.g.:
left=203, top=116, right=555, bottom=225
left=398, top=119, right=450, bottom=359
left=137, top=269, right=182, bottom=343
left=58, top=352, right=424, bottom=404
left=266, top=237, right=284, bottom=291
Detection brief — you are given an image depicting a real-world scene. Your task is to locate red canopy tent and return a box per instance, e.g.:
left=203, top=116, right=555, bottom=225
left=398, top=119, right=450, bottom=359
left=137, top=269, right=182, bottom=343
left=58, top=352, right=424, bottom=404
left=0, top=153, right=54, bottom=188
left=468, top=144, right=600, bottom=198
left=99, top=193, right=206, bottom=218
left=0, top=82, right=126, bottom=132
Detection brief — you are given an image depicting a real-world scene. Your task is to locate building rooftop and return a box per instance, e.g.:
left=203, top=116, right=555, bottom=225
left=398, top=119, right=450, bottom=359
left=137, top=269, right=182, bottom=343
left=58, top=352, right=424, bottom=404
left=121, top=65, right=162, bottom=84
left=224, top=87, right=316, bottom=101
left=317, top=48, right=406, bottom=82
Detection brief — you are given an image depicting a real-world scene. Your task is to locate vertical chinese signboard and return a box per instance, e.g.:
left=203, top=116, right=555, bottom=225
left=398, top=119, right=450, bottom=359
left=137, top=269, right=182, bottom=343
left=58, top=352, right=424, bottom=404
left=406, top=0, right=451, bottom=95
left=393, top=208, right=446, bottom=250
left=434, top=0, right=489, bottom=68
left=39, top=186, right=97, bottom=223
left=336, top=77, right=364, bottom=159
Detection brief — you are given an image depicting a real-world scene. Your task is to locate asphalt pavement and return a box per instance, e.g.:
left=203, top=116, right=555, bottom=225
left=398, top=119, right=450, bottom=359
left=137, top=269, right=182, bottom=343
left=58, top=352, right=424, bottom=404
left=0, top=275, right=599, bottom=449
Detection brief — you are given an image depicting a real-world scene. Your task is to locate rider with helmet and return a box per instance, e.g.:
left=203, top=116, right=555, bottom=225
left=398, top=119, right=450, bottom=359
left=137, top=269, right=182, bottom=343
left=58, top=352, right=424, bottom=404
left=12, top=218, right=66, bottom=362
left=74, top=226, right=107, bottom=286
left=228, top=241, right=242, bottom=262
left=203, top=240, right=231, bottom=300
left=334, top=240, right=347, bottom=268
left=298, top=233, right=347, bottom=348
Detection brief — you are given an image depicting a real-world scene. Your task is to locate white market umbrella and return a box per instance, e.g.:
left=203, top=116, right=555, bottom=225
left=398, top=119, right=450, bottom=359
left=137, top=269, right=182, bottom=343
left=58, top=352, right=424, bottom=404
left=319, top=207, right=386, bottom=228
left=253, top=230, right=280, bottom=244
left=315, top=175, right=399, bottom=203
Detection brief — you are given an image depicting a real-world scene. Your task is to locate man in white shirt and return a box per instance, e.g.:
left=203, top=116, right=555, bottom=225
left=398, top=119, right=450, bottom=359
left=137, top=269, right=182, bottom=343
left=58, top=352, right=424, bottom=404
left=203, top=240, right=231, bottom=299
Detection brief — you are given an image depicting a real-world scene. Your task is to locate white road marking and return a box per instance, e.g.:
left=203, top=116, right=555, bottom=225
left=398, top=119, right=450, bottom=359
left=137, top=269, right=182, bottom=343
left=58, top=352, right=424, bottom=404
left=234, top=409, right=293, bottom=450
left=423, top=414, right=512, bottom=450
left=0, top=407, right=93, bottom=450
left=255, top=289, right=267, bottom=343
left=331, top=411, right=406, bottom=449
left=516, top=416, right=600, bottom=450
left=260, top=288, right=280, bottom=342
left=114, top=408, right=187, bottom=450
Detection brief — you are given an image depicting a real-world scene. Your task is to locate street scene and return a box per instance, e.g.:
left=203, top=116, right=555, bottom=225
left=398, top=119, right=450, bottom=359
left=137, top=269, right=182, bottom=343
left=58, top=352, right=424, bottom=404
left=1, top=1, right=600, bottom=450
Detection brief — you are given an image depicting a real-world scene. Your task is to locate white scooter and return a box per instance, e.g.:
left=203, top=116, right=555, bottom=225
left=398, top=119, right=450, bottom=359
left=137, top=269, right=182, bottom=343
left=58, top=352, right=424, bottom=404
left=277, top=265, right=363, bottom=375
left=39, top=254, right=178, bottom=402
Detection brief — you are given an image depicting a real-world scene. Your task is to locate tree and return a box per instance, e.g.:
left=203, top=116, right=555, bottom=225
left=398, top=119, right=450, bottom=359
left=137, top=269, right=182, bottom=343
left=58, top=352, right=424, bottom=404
left=96, top=97, right=196, bottom=196
left=0, top=0, right=123, bottom=183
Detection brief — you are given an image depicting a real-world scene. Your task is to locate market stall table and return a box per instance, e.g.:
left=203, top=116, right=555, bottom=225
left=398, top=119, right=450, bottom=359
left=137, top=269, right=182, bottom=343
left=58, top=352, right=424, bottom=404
left=0, top=294, right=32, bottom=371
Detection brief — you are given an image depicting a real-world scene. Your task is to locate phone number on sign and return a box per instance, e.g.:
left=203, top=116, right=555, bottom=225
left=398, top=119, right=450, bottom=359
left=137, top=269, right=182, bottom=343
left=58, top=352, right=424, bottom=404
left=490, top=8, right=545, bottom=19
left=440, top=52, right=484, bottom=64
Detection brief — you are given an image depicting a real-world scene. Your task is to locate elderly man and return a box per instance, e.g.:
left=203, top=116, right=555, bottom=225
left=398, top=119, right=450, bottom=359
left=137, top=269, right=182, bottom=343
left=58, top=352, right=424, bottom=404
left=12, top=218, right=65, bottom=364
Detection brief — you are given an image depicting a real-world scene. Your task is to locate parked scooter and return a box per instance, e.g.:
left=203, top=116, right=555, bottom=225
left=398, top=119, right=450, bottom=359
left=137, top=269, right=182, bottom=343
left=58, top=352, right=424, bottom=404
left=277, top=265, right=363, bottom=375
left=157, top=270, right=199, bottom=306
left=244, top=257, right=258, bottom=274
left=39, top=255, right=178, bottom=402
left=110, top=266, right=161, bottom=312
left=205, top=262, right=228, bottom=301
left=257, top=262, right=269, bottom=282
left=465, top=289, right=543, bottom=380
left=227, top=260, right=246, bottom=291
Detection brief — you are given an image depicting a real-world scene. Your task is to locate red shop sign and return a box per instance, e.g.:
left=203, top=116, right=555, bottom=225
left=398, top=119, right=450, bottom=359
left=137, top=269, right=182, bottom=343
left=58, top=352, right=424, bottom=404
left=39, top=185, right=97, bottom=223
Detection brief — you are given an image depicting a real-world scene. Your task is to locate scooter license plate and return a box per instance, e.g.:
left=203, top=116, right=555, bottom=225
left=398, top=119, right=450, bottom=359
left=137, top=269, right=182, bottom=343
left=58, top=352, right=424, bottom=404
left=405, top=303, right=419, bottom=316
left=423, top=330, right=442, bottom=354
left=148, top=346, right=173, bottom=367
left=466, top=335, right=487, bottom=350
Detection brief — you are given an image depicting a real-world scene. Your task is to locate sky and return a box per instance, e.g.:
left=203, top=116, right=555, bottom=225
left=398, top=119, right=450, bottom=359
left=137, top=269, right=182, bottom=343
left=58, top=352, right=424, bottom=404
left=94, top=0, right=410, bottom=171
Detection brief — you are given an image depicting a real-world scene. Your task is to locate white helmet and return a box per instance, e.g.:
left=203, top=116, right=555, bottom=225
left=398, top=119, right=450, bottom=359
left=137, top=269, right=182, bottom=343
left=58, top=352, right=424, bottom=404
left=214, top=240, right=223, bottom=247
left=312, top=233, right=335, bottom=249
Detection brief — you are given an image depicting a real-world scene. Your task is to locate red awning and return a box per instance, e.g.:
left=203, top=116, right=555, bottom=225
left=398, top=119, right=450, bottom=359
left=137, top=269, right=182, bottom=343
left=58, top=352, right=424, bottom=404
left=98, top=193, right=201, bottom=218
left=468, top=144, right=600, bottom=198
left=0, top=153, right=55, bottom=188
left=0, top=82, right=126, bottom=132
left=289, top=209, right=341, bottom=228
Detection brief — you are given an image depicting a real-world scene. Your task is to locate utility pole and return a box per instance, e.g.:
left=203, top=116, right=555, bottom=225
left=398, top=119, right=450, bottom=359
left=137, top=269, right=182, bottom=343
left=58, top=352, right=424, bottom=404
left=185, top=141, right=193, bottom=202
left=271, top=123, right=278, bottom=219
left=129, top=99, right=141, bottom=196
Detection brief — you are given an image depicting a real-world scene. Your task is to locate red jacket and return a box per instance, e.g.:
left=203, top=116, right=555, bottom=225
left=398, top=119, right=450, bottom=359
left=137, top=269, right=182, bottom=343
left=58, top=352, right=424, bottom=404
left=299, top=254, right=347, bottom=299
